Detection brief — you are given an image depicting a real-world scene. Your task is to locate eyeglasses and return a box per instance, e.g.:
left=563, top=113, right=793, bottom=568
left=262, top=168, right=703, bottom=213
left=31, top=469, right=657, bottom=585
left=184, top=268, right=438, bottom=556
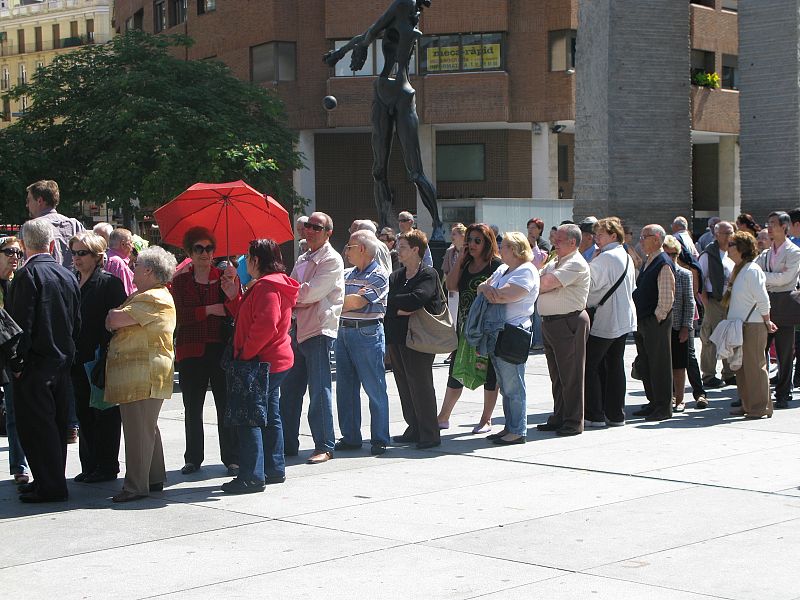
left=192, top=244, right=216, bottom=254
left=640, top=234, right=656, bottom=241
left=1, top=248, right=23, bottom=258
left=72, top=250, right=95, bottom=257
left=303, top=221, right=330, bottom=232
left=467, top=236, right=484, bottom=245
left=344, top=244, right=360, bottom=250
left=398, top=218, right=412, bottom=223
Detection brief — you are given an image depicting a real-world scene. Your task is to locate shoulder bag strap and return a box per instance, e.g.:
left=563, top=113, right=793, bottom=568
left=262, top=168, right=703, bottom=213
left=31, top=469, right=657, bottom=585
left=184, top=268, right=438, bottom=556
left=597, top=255, right=630, bottom=308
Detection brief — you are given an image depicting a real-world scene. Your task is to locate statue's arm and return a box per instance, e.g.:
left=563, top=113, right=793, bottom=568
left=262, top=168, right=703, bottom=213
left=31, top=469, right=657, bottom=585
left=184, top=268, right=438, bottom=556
left=322, top=0, right=402, bottom=70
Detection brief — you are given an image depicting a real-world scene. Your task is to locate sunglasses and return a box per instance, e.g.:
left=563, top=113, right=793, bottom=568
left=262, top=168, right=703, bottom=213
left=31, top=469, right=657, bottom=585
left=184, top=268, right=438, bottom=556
left=303, top=221, right=329, bottom=232
left=72, top=250, right=95, bottom=257
left=192, top=244, right=216, bottom=254
left=467, top=236, right=484, bottom=245
left=1, top=248, right=23, bottom=258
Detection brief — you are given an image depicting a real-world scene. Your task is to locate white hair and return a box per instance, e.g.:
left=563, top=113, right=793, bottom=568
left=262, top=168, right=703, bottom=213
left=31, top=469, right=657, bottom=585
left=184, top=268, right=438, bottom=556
left=672, top=216, right=688, bottom=230
left=398, top=211, right=414, bottom=223
left=92, top=222, right=113, bottom=240
left=352, top=219, right=377, bottom=233
left=558, top=223, right=582, bottom=246
left=644, top=224, right=667, bottom=243
left=138, top=246, right=177, bottom=285
left=708, top=216, right=721, bottom=228
left=350, top=230, right=379, bottom=258
left=21, top=218, right=55, bottom=252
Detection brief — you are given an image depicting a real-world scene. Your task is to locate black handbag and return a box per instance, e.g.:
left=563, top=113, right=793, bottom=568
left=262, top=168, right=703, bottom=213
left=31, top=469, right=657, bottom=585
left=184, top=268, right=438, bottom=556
left=90, top=345, right=108, bottom=390
left=494, top=323, right=533, bottom=365
left=587, top=255, right=629, bottom=325
left=221, top=345, right=272, bottom=427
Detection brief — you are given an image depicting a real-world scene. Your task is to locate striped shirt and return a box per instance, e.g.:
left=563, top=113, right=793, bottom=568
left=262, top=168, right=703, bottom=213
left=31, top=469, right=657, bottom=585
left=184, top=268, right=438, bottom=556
left=341, top=259, right=389, bottom=321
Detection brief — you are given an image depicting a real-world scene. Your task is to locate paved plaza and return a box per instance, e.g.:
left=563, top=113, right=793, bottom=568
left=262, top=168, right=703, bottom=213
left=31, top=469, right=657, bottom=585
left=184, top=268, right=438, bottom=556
left=2, top=340, right=800, bottom=599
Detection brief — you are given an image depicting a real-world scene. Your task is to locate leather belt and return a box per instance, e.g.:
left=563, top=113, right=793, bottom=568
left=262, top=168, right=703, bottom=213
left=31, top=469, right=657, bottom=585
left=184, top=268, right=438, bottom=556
left=542, top=310, right=582, bottom=322
left=340, top=318, right=383, bottom=328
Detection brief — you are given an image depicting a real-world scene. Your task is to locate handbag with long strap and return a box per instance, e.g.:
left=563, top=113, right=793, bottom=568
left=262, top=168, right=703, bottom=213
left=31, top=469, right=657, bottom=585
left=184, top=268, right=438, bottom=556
left=406, top=278, right=458, bottom=354
left=587, top=255, right=629, bottom=324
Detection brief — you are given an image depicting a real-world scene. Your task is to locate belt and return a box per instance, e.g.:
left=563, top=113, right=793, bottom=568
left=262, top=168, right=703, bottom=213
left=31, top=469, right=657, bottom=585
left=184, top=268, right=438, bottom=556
left=340, top=318, right=383, bottom=328
left=542, top=310, right=582, bottom=322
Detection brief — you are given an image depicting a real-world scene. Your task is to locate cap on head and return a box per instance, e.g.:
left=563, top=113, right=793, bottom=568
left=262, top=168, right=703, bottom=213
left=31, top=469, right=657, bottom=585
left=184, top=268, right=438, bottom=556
left=578, top=216, right=598, bottom=234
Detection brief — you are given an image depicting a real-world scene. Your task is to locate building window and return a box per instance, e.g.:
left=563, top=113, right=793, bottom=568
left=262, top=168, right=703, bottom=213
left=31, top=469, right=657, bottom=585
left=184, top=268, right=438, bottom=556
left=34, top=27, right=42, bottom=52
left=18, top=63, right=26, bottom=86
left=436, top=144, right=485, bottom=182
left=722, top=54, right=738, bottom=89
left=2, top=97, right=10, bottom=121
left=722, top=0, right=738, bottom=11
left=154, top=0, right=167, bottom=33
left=1, top=67, right=10, bottom=91
left=197, top=0, right=216, bottom=14
left=331, top=40, right=417, bottom=77
left=17, top=29, right=25, bottom=54
left=70, top=21, right=79, bottom=38
left=52, top=24, right=60, bottom=49
left=251, top=42, right=296, bottom=83
left=170, top=0, right=188, bottom=27
left=549, top=30, right=577, bottom=72
left=691, top=49, right=715, bottom=79
left=86, top=19, right=95, bottom=43
left=419, top=33, right=503, bottom=74
left=20, top=95, right=27, bottom=113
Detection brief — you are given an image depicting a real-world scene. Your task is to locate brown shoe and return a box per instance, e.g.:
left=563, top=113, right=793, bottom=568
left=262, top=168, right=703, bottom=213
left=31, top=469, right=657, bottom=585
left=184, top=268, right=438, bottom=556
left=306, top=450, right=333, bottom=464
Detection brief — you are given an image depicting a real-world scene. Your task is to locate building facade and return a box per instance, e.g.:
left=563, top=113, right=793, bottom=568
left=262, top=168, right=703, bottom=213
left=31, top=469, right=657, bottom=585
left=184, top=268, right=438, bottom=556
left=110, top=0, right=739, bottom=245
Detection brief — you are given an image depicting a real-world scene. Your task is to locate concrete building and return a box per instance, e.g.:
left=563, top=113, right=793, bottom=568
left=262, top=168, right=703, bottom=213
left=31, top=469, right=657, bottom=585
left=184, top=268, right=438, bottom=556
left=0, top=0, right=113, bottom=127
left=110, top=0, right=739, bottom=246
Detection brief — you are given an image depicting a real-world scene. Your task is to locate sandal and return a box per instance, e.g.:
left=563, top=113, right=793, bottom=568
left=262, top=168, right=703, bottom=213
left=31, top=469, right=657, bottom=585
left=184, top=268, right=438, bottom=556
left=674, top=402, right=686, bottom=413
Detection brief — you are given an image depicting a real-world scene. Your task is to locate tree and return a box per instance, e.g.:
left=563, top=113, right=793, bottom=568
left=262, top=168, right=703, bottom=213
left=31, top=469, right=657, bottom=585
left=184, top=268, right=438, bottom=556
left=0, top=30, right=305, bottom=228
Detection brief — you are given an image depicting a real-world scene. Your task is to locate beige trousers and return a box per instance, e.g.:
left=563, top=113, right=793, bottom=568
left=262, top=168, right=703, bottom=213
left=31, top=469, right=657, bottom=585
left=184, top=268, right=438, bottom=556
left=736, top=323, right=773, bottom=418
left=700, top=297, right=734, bottom=381
left=119, top=398, right=166, bottom=495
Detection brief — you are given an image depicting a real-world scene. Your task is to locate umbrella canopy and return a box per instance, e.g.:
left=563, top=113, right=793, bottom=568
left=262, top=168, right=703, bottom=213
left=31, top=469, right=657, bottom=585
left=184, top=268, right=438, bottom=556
left=153, top=180, right=294, bottom=256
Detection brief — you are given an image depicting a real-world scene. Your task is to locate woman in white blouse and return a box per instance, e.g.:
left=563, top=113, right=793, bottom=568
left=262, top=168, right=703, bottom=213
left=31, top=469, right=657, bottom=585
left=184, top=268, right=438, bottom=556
left=724, top=231, right=777, bottom=418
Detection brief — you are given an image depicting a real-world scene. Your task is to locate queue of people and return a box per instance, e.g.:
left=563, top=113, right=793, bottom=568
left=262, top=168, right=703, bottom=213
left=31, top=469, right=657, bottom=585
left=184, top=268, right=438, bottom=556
left=3, top=179, right=798, bottom=505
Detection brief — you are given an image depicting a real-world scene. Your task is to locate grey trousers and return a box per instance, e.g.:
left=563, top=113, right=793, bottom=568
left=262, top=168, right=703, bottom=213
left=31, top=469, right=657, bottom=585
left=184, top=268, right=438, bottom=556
left=700, top=297, right=734, bottom=381
left=542, top=310, right=590, bottom=432
left=120, top=398, right=165, bottom=496
left=634, top=312, right=673, bottom=416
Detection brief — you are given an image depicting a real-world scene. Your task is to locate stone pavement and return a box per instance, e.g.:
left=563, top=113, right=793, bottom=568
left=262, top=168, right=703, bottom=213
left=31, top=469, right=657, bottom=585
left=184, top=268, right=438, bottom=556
left=2, top=340, right=800, bottom=599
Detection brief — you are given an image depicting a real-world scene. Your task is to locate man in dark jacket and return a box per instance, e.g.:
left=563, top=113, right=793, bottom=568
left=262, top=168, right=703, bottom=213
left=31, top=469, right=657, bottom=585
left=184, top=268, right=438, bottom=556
left=8, top=219, right=81, bottom=503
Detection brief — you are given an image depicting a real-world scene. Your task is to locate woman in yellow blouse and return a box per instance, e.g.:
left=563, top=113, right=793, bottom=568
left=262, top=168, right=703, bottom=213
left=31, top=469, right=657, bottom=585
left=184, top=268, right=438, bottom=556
left=105, top=246, right=177, bottom=503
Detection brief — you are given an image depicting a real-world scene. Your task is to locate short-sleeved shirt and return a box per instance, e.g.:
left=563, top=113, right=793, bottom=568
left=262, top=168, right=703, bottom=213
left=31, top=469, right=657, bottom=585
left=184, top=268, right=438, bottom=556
left=538, top=250, right=591, bottom=316
left=456, top=257, right=502, bottom=328
left=486, top=262, right=540, bottom=327
left=341, top=259, right=389, bottom=321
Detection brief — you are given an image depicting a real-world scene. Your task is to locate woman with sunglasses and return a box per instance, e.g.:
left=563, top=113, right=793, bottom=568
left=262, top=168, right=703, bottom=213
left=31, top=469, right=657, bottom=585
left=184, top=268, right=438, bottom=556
left=437, top=223, right=501, bottom=433
left=0, top=236, right=29, bottom=484
left=69, top=232, right=128, bottom=483
left=171, top=227, right=238, bottom=476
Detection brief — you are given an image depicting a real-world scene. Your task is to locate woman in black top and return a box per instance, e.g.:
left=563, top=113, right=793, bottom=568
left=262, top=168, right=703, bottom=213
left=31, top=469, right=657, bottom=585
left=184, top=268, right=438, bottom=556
left=437, top=223, right=502, bottom=433
left=70, top=232, right=128, bottom=483
left=385, top=229, right=445, bottom=449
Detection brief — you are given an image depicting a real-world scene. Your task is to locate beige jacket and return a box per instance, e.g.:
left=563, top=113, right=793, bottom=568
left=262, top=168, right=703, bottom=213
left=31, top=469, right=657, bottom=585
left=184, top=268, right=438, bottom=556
left=290, top=242, right=344, bottom=343
left=756, top=240, right=800, bottom=293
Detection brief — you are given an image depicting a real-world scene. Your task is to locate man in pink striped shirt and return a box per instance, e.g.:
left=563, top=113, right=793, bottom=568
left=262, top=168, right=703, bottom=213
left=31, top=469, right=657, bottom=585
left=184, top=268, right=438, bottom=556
left=105, top=228, right=136, bottom=295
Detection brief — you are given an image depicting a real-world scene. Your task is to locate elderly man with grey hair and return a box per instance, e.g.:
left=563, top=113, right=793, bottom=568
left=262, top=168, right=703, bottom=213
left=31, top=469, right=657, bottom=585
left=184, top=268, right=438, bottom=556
left=536, top=224, right=591, bottom=436
left=106, top=227, right=136, bottom=295
left=7, top=218, right=81, bottom=503
left=92, top=222, right=113, bottom=242
left=335, top=229, right=391, bottom=455
left=696, top=216, right=720, bottom=252
left=632, top=224, right=676, bottom=421
left=672, top=216, right=699, bottom=258
left=349, top=219, right=392, bottom=273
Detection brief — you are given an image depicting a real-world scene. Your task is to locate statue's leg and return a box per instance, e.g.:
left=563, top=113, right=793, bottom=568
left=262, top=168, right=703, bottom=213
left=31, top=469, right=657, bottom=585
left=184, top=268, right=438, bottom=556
left=371, top=98, right=396, bottom=230
left=395, top=91, right=444, bottom=241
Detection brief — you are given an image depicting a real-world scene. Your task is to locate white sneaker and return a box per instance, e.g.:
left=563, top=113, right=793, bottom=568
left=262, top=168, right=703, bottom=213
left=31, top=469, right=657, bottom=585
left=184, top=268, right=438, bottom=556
left=605, top=420, right=626, bottom=427
left=583, top=420, right=607, bottom=428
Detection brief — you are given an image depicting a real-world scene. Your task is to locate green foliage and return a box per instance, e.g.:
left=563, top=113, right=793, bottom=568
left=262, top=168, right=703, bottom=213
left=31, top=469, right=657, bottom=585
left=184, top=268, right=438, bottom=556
left=692, top=71, right=721, bottom=89
left=0, top=30, right=305, bottom=223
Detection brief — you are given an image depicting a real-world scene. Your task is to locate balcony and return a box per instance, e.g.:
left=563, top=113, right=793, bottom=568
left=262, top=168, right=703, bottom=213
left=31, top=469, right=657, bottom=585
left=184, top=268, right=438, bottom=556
left=0, top=33, right=110, bottom=57
left=691, top=85, right=739, bottom=134
left=0, top=0, right=111, bottom=18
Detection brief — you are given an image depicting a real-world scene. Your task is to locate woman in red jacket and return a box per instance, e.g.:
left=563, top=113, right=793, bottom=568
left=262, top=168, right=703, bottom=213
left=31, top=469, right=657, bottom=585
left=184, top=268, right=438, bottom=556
left=220, top=239, right=299, bottom=493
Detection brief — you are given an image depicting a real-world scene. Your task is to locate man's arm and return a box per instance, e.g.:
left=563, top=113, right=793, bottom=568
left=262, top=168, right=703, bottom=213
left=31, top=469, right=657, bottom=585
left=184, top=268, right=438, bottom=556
left=539, top=273, right=563, bottom=294
left=6, top=270, right=36, bottom=374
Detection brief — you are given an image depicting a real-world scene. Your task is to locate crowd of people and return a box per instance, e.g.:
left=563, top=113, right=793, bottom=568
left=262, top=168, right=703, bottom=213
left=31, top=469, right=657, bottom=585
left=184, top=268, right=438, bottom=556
left=2, top=178, right=797, bottom=503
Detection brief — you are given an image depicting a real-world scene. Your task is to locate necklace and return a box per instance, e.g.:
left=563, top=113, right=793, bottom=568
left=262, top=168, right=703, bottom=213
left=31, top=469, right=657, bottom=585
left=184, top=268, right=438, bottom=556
left=404, top=262, right=422, bottom=285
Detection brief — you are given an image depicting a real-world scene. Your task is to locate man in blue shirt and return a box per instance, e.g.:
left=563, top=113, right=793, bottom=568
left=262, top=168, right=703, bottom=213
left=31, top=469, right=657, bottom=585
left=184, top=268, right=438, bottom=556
left=334, top=230, right=391, bottom=455
left=578, top=216, right=599, bottom=262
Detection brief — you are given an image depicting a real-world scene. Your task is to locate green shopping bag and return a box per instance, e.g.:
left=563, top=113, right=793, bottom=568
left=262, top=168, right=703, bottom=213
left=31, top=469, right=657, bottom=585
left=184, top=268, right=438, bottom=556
left=451, top=334, right=489, bottom=390
left=84, top=349, right=116, bottom=411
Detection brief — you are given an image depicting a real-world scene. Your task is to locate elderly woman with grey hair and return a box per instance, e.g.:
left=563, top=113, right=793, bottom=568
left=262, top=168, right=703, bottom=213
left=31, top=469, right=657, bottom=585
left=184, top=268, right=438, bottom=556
left=105, top=246, right=177, bottom=503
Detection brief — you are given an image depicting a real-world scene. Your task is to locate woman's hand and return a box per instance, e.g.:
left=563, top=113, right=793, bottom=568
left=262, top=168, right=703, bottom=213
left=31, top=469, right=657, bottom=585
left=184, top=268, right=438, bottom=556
left=205, top=303, right=227, bottom=317
left=221, top=274, right=240, bottom=299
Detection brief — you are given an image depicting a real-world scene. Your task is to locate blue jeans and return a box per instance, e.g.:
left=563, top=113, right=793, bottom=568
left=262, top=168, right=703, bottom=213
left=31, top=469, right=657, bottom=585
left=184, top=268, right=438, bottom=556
left=335, top=323, right=390, bottom=446
left=237, top=370, right=288, bottom=483
left=489, top=353, right=528, bottom=436
left=2, top=382, right=28, bottom=475
left=280, top=333, right=336, bottom=454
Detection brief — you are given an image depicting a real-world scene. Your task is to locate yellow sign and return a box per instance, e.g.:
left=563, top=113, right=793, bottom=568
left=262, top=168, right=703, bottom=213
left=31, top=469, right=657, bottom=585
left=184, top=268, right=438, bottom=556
left=426, top=43, right=501, bottom=72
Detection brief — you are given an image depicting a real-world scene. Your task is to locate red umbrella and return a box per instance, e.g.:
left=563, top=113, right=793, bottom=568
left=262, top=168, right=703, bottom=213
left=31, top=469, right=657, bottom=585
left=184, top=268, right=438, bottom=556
left=153, top=180, right=294, bottom=256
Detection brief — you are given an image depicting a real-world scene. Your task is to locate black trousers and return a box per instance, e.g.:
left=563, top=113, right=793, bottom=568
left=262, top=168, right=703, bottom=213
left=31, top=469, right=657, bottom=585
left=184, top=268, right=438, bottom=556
left=387, top=344, right=440, bottom=444
left=178, top=343, right=238, bottom=467
left=584, top=333, right=627, bottom=424
left=768, top=325, right=794, bottom=401
left=634, top=312, right=673, bottom=416
left=14, top=365, right=70, bottom=498
left=71, top=363, right=121, bottom=476
left=686, top=328, right=706, bottom=399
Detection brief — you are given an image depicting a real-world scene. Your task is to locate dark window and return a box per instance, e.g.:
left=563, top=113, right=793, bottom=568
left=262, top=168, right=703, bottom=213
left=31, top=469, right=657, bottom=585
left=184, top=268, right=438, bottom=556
left=722, top=54, right=738, bottom=89
left=16, top=29, right=24, bottom=54
left=691, top=49, right=715, bottom=79
left=70, top=21, right=78, bottom=38
left=34, top=27, right=42, bottom=52
left=86, top=19, right=94, bottom=43
left=332, top=39, right=419, bottom=77
left=154, top=0, right=167, bottom=32
left=52, top=24, right=60, bottom=49
left=558, top=145, right=569, bottom=182
left=170, top=0, right=188, bottom=27
left=419, top=33, right=504, bottom=74
left=549, top=30, right=577, bottom=71
left=251, top=42, right=296, bottom=83
left=197, top=0, right=216, bottom=14
left=2, top=97, right=10, bottom=122
left=436, top=144, right=485, bottom=182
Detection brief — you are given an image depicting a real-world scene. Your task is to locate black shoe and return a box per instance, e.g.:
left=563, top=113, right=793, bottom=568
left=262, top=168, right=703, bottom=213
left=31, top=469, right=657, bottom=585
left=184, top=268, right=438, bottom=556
left=284, top=449, right=299, bottom=457
left=265, top=475, right=286, bottom=485
left=392, top=434, right=419, bottom=444
left=723, top=376, right=737, bottom=387
left=645, top=411, right=672, bottom=421
left=149, top=482, right=164, bottom=492
left=334, top=439, right=363, bottom=451
left=416, top=441, right=441, bottom=449
left=486, top=430, right=508, bottom=441
left=774, top=398, right=790, bottom=409
left=730, top=399, right=742, bottom=408
left=536, top=422, right=562, bottom=432
left=703, top=377, right=724, bottom=389
left=73, top=472, right=88, bottom=483
left=17, top=482, right=37, bottom=494
left=84, top=471, right=118, bottom=484
left=632, top=406, right=653, bottom=417
left=370, top=443, right=387, bottom=455
left=20, top=492, right=67, bottom=503
left=180, top=463, right=199, bottom=475
left=492, top=435, right=526, bottom=445
left=555, top=428, right=581, bottom=437
left=221, top=478, right=266, bottom=494
left=226, top=464, right=240, bottom=477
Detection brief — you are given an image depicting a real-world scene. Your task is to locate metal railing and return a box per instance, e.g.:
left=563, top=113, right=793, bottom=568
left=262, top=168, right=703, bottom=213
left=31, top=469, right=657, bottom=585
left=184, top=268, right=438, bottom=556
left=0, top=33, right=109, bottom=56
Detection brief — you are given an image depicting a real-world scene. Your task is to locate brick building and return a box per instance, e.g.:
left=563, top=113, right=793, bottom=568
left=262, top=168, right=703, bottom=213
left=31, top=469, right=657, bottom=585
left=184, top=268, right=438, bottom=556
left=111, top=0, right=740, bottom=245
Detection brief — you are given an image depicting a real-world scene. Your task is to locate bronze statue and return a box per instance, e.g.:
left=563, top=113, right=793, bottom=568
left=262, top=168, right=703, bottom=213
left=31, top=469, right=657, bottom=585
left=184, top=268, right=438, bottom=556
left=324, top=0, right=444, bottom=241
